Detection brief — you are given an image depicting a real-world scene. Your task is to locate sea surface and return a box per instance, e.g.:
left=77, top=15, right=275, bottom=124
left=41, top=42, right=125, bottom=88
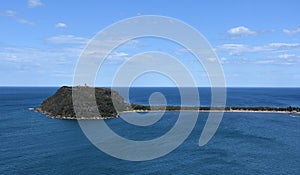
left=1, top=87, right=300, bottom=175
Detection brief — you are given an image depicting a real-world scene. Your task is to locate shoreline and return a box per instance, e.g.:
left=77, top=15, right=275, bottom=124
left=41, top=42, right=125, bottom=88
left=33, top=107, right=300, bottom=120
left=122, top=109, right=300, bottom=114
left=33, top=108, right=118, bottom=120
left=33, top=86, right=300, bottom=120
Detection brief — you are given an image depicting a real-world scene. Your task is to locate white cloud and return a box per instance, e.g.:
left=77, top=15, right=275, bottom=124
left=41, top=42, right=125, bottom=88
left=104, top=52, right=130, bottom=64
left=55, top=22, right=67, bottom=28
left=217, top=43, right=300, bottom=65
left=268, top=43, right=299, bottom=48
left=175, top=48, right=194, bottom=55
left=18, top=18, right=34, bottom=25
left=278, top=54, right=295, bottom=59
left=208, top=57, right=217, bottom=62
left=0, top=10, right=17, bottom=17
left=217, top=44, right=249, bottom=55
left=28, top=0, right=43, bottom=7
left=0, top=45, right=82, bottom=80
left=227, top=26, right=256, bottom=36
left=0, top=45, right=84, bottom=77
left=255, top=60, right=275, bottom=64
left=0, top=10, right=33, bottom=25
left=0, top=46, right=82, bottom=63
left=220, top=57, right=228, bottom=64
left=52, top=71, right=73, bottom=77
left=283, top=28, right=300, bottom=35
left=218, top=42, right=300, bottom=55
left=113, top=52, right=129, bottom=57
left=122, top=39, right=140, bottom=48
left=47, top=35, right=89, bottom=45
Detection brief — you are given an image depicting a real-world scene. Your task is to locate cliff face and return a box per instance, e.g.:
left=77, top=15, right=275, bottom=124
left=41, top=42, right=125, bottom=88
left=36, top=86, right=128, bottom=119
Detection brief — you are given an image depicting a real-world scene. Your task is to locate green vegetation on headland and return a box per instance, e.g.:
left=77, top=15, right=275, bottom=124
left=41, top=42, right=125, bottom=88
left=35, top=86, right=129, bottom=119
left=130, top=105, right=300, bottom=113
left=35, top=86, right=300, bottom=120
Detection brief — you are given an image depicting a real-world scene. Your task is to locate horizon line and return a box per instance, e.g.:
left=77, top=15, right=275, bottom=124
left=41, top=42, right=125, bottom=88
left=1, top=85, right=300, bottom=88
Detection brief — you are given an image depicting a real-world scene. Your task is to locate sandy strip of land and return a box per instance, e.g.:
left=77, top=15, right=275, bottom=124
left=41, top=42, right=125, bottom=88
left=121, top=109, right=300, bottom=115
left=32, top=108, right=300, bottom=120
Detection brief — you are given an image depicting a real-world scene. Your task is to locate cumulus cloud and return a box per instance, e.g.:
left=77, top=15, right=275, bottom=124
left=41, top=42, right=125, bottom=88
left=227, top=26, right=256, bottom=37
left=55, top=22, right=68, bottom=28
left=283, top=28, right=300, bottom=35
left=28, top=0, right=43, bottom=8
left=47, top=35, right=89, bottom=45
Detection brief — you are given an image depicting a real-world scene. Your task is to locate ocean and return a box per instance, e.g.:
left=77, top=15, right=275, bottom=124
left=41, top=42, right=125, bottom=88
left=1, top=87, right=300, bottom=175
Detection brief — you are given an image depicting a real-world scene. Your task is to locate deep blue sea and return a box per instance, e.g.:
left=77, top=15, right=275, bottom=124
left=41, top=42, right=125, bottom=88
left=1, top=87, right=300, bottom=175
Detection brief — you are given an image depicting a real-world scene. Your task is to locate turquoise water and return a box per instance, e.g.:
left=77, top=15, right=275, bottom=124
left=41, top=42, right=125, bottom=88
left=1, top=87, right=300, bottom=174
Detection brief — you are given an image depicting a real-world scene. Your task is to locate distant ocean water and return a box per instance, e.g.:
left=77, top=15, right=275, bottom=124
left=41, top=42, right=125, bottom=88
left=1, top=87, right=300, bottom=175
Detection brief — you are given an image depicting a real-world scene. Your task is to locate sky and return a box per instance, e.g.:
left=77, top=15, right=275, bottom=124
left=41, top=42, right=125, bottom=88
left=0, top=0, right=300, bottom=87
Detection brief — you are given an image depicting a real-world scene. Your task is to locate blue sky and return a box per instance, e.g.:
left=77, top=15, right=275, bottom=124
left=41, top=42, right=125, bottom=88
left=0, top=0, right=300, bottom=87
